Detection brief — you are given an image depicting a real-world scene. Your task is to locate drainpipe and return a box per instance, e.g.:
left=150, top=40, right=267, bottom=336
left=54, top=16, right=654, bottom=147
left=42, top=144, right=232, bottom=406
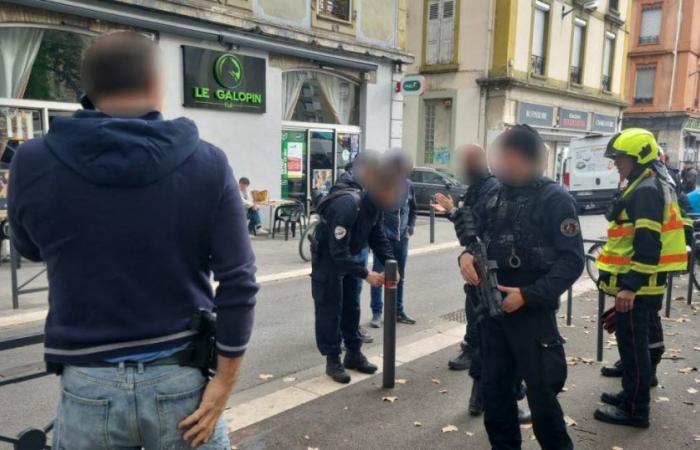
left=479, top=0, right=496, bottom=147
left=668, top=0, right=683, bottom=111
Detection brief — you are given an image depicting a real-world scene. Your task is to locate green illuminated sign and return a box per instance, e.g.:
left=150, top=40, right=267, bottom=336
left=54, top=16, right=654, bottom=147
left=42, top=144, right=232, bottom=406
left=182, top=46, right=266, bottom=114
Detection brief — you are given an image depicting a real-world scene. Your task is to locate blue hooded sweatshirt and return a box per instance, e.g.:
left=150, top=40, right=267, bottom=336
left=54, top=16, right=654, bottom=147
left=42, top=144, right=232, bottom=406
left=8, top=110, right=258, bottom=364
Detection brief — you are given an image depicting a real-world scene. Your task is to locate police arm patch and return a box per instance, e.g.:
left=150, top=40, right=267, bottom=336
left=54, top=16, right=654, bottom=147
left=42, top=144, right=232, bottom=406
left=334, top=226, right=348, bottom=240
left=560, top=218, right=580, bottom=237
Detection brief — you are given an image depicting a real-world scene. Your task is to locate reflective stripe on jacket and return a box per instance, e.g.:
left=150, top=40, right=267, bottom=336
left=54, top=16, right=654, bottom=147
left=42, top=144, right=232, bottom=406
left=596, top=168, right=687, bottom=296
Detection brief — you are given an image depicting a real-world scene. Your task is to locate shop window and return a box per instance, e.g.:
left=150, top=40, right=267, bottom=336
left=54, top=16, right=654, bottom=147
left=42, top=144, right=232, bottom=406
left=423, top=98, right=452, bottom=165
left=570, top=19, right=586, bottom=85
left=317, top=0, right=352, bottom=22
left=602, top=32, right=616, bottom=92
left=282, top=71, right=359, bottom=125
left=0, top=28, right=93, bottom=103
left=639, top=5, right=662, bottom=44
left=531, top=1, right=550, bottom=77
left=425, top=0, right=457, bottom=66
left=634, top=66, right=656, bottom=104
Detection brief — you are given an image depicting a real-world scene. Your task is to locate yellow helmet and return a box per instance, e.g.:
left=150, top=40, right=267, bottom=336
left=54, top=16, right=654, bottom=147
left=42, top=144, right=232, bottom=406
left=604, top=128, right=659, bottom=165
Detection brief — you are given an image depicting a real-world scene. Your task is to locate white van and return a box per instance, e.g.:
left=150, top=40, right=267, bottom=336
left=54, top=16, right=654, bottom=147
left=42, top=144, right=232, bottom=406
left=557, top=135, right=619, bottom=212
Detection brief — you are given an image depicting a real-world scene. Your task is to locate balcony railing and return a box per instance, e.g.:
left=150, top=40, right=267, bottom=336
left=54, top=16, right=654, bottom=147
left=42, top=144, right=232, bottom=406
left=570, top=66, right=582, bottom=85
left=531, top=55, right=545, bottom=76
left=639, top=34, right=659, bottom=45
left=634, top=97, right=654, bottom=105
left=602, top=75, right=611, bottom=92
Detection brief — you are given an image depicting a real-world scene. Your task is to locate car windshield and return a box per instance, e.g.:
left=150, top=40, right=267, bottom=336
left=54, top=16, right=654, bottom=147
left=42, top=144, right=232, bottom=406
left=436, top=169, right=461, bottom=185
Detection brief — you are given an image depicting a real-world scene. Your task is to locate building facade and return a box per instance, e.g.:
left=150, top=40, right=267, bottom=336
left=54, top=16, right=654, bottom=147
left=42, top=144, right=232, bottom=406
left=0, top=0, right=411, bottom=214
left=622, top=0, right=700, bottom=167
left=404, top=0, right=630, bottom=177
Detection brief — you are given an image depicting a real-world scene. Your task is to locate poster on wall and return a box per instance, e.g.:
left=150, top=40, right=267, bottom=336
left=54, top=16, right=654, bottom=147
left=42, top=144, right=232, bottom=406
left=281, top=130, right=306, bottom=198
left=182, top=46, right=266, bottom=113
left=312, top=169, right=333, bottom=197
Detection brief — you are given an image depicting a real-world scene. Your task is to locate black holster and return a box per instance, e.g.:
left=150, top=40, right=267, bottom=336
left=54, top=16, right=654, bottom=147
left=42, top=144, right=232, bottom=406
left=182, top=309, right=218, bottom=377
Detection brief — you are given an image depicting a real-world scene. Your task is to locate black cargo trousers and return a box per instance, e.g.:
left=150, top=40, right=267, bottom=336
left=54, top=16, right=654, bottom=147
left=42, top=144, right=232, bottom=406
left=480, top=309, right=573, bottom=450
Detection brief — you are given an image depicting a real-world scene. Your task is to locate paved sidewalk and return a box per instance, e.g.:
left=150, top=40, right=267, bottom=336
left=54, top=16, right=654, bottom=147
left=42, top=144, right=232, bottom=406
left=229, top=285, right=700, bottom=450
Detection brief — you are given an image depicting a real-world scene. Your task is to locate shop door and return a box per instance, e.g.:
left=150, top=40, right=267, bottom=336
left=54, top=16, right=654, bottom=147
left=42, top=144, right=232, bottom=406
left=335, top=132, right=360, bottom=179
left=281, top=129, right=307, bottom=204
left=308, top=130, right=335, bottom=209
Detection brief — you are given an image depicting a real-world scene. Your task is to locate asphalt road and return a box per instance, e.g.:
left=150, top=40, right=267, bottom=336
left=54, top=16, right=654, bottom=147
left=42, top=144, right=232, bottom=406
left=0, top=213, right=607, bottom=446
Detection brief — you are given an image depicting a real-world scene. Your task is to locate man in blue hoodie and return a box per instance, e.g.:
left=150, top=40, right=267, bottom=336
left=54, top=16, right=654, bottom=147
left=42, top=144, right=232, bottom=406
left=8, top=32, right=257, bottom=449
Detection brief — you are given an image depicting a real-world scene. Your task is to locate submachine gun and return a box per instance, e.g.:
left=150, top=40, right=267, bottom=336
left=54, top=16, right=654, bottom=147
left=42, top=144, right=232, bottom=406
left=454, top=207, right=503, bottom=318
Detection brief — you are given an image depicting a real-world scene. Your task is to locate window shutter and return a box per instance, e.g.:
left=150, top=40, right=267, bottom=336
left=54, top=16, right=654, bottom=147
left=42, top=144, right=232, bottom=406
left=635, top=67, right=656, bottom=100
left=602, top=36, right=613, bottom=77
left=426, top=0, right=441, bottom=65
left=439, top=0, right=455, bottom=64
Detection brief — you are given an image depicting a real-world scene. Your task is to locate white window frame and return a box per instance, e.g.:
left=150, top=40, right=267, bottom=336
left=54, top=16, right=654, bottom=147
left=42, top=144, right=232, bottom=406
left=530, top=1, right=550, bottom=76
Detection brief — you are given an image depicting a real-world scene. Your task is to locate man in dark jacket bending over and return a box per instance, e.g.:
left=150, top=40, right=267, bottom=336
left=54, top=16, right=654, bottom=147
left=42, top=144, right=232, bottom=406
left=8, top=32, right=257, bottom=449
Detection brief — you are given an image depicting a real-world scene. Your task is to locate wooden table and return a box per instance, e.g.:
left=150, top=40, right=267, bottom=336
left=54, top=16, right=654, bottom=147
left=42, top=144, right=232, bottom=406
left=255, top=199, right=296, bottom=237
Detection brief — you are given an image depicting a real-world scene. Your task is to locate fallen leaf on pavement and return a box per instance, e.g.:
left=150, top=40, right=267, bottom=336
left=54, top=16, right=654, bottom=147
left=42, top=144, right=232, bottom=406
left=439, top=389, right=448, bottom=394
left=414, top=421, right=422, bottom=427
left=687, top=388, right=698, bottom=394
left=431, top=378, right=441, bottom=384
left=679, top=367, right=698, bottom=374
left=466, top=431, right=474, bottom=437
left=303, top=435, right=310, bottom=440
left=308, top=448, right=318, bottom=450
left=694, top=347, right=700, bottom=351
left=396, top=379, right=408, bottom=385
left=283, top=377, right=296, bottom=382
left=612, top=446, right=623, bottom=450
left=258, top=373, right=274, bottom=380
left=383, top=396, right=398, bottom=403
left=656, top=397, right=670, bottom=402
left=442, top=425, right=458, bottom=433
left=564, top=416, right=577, bottom=427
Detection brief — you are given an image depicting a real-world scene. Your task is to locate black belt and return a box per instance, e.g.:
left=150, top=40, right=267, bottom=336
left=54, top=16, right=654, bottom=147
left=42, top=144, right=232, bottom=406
left=71, top=349, right=190, bottom=368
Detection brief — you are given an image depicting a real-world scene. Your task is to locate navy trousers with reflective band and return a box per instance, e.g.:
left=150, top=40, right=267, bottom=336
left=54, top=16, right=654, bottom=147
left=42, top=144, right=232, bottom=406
left=311, top=268, right=362, bottom=356
left=53, top=365, right=230, bottom=450
left=615, top=294, right=664, bottom=417
left=480, top=312, right=573, bottom=450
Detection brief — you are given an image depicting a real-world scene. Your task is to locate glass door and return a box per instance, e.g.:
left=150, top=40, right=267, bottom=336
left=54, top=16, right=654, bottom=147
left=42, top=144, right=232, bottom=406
left=281, top=129, right=307, bottom=204
left=308, top=129, right=335, bottom=209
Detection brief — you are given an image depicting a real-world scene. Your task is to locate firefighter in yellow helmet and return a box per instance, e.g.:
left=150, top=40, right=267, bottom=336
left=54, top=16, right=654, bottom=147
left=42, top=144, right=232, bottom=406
left=594, top=128, right=687, bottom=428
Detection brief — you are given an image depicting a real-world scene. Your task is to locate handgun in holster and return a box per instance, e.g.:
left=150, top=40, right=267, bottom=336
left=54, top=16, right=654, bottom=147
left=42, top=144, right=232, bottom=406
left=183, top=308, right=218, bottom=378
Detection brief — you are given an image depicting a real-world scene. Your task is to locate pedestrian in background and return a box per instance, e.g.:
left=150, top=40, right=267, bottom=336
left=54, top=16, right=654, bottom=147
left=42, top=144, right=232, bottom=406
left=239, top=176, right=267, bottom=236
left=369, top=151, right=417, bottom=327
left=7, top=32, right=258, bottom=449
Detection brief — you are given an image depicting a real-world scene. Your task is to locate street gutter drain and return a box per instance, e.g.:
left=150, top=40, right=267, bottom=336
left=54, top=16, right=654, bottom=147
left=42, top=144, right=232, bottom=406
left=440, top=309, right=467, bottom=324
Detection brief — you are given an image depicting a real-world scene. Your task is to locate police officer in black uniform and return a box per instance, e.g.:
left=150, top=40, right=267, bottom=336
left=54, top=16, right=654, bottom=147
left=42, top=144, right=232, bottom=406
left=311, top=152, right=401, bottom=384
left=458, top=125, right=584, bottom=450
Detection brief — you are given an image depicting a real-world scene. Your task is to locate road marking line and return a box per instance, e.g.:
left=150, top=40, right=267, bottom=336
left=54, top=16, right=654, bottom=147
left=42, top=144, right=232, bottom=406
left=224, top=324, right=464, bottom=432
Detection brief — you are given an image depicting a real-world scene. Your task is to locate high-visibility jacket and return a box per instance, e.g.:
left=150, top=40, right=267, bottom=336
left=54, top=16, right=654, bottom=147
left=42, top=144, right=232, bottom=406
left=597, top=168, right=687, bottom=296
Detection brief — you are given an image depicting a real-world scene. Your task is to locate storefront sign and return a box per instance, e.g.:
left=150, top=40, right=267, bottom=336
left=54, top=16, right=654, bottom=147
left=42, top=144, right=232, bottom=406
left=591, top=114, right=617, bottom=134
left=518, top=102, right=553, bottom=128
left=401, top=75, right=425, bottom=96
left=182, top=46, right=266, bottom=113
left=559, top=108, right=588, bottom=130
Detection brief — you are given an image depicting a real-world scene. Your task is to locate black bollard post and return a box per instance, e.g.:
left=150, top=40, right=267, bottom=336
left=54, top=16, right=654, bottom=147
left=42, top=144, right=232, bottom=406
left=10, top=239, right=19, bottom=310
left=382, top=260, right=398, bottom=389
left=665, top=274, right=673, bottom=318
left=687, top=242, right=695, bottom=306
left=429, top=207, right=435, bottom=244
left=566, top=286, right=573, bottom=326
left=597, top=289, right=605, bottom=362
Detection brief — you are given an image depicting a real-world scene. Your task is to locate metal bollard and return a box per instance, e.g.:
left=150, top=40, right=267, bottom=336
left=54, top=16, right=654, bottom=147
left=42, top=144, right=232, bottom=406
left=429, top=207, right=435, bottom=244
left=687, top=242, right=695, bottom=306
left=665, top=274, right=673, bottom=318
left=566, top=286, right=573, bottom=326
left=382, top=259, right=398, bottom=389
left=10, top=239, right=19, bottom=310
left=596, top=289, right=605, bottom=362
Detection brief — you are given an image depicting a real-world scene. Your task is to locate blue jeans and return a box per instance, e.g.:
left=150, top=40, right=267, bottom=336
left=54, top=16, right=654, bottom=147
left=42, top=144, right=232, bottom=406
left=247, top=208, right=261, bottom=234
left=370, top=237, right=409, bottom=314
left=53, top=365, right=230, bottom=450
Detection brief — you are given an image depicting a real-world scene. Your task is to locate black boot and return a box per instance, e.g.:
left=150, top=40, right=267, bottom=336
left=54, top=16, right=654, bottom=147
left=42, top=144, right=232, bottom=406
left=468, top=381, right=483, bottom=416
left=448, top=345, right=473, bottom=371
left=344, top=351, right=378, bottom=374
left=326, top=355, right=351, bottom=384
left=651, top=363, right=659, bottom=388
left=600, top=359, right=623, bottom=377
left=600, top=391, right=624, bottom=407
left=594, top=404, right=649, bottom=428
